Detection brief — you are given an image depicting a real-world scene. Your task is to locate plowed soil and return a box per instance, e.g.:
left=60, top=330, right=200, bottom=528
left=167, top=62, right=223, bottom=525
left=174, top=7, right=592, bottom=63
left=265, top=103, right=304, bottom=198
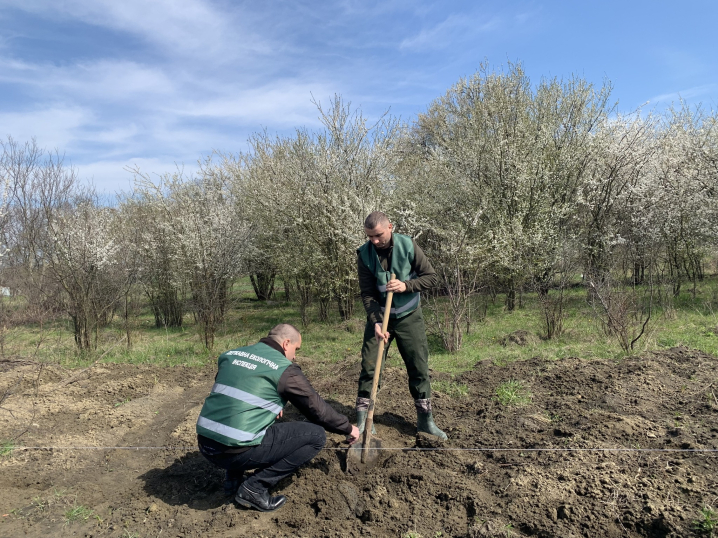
left=1, top=346, right=717, bottom=538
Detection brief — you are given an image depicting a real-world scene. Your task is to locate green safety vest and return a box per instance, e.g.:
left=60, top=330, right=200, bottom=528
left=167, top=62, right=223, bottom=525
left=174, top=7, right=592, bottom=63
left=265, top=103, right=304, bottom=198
left=196, top=342, right=292, bottom=447
left=357, top=233, right=421, bottom=319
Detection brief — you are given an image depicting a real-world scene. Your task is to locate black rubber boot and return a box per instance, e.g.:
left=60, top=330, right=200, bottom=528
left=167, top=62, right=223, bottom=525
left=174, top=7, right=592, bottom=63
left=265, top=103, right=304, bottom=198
left=356, top=410, right=376, bottom=435
left=417, top=411, right=448, bottom=440
left=235, top=483, right=286, bottom=512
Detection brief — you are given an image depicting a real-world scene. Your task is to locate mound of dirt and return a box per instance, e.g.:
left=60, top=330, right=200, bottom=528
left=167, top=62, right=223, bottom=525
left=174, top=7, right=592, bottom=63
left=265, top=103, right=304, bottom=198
left=499, top=330, right=539, bottom=346
left=1, top=346, right=717, bottom=537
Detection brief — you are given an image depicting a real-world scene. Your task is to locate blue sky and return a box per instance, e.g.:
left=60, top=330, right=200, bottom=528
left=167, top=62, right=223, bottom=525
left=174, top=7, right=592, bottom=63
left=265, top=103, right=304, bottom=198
left=1, top=0, right=716, bottom=192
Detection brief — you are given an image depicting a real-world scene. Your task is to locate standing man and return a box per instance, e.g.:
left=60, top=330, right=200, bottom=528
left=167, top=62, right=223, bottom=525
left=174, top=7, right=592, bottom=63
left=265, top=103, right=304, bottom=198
left=356, top=211, right=447, bottom=440
left=197, top=323, right=360, bottom=512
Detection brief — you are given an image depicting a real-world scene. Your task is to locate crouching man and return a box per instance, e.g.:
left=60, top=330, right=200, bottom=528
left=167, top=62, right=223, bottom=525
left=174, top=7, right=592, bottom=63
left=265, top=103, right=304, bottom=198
left=197, top=323, right=360, bottom=512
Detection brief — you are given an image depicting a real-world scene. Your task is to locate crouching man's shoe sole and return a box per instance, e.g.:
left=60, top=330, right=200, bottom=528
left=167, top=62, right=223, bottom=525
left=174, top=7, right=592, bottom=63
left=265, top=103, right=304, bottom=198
left=235, top=484, right=286, bottom=512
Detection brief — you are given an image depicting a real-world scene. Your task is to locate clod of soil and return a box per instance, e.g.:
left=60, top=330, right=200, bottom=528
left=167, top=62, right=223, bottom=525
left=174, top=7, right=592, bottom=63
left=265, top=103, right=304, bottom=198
left=1, top=346, right=717, bottom=537
left=499, top=329, right=539, bottom=346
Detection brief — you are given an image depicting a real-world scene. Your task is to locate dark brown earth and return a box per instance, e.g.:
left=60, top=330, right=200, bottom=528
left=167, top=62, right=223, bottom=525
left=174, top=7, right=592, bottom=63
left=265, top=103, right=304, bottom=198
left=1, top=346, right=717, bottom=538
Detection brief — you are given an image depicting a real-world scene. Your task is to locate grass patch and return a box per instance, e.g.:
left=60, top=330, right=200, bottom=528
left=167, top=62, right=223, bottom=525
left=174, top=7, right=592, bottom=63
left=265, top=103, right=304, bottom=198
left=1, top=439, right=15, bottom=457
left=495, top=380, right=532, bottom=406
left=432, top=379, right=469, bottom=398
left=693, top=504, right=717, bottom=537
left=63, top=504, right=93, bottom=524
left=3, top=275, right=718, bottom=376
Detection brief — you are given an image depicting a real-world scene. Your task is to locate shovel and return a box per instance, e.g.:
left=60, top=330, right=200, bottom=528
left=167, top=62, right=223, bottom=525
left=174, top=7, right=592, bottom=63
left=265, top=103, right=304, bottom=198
left=347, top=273, right=395, bottom=471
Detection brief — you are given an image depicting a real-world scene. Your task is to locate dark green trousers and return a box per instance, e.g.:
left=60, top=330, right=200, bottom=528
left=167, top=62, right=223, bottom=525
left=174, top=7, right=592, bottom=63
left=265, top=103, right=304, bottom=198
left=358, top=307, right=431, bottom=400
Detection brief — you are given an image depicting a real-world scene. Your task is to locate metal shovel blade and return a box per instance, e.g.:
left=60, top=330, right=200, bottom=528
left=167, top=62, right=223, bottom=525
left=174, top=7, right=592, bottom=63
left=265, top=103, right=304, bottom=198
left=346, top=433, right=382, bottom=474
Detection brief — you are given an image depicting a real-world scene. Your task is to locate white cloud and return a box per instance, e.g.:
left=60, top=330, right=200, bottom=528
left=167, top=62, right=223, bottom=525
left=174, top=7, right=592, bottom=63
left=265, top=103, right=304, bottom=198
left=0, top=51, right=337, bottom=163
left=177, top=82, right=336, bottom=127
left=648, top=84, right=718, bottom=105
left=76, top=157, right=201, bottom=194
left=0, top=57, right=177, bottom=104
left=333, top=0, right=418, bottom=18
left=0, top=2, right=506, bottom=192
left=98, top=123, right=143, bottom=142
left=1, top=0, right=273, bottom=62
left=0, top=106, right=92, bottom=150
left=400, top=13, right=500, bottom=51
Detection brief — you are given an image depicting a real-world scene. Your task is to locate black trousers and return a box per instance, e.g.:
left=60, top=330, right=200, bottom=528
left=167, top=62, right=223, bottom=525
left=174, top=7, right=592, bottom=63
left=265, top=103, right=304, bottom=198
left=198, top=422, right=326, bottom=492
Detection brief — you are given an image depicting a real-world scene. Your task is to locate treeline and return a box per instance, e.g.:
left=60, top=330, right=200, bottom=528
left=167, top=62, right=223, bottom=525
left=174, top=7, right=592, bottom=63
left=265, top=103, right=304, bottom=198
left=1, top=64, right=717, bottom=353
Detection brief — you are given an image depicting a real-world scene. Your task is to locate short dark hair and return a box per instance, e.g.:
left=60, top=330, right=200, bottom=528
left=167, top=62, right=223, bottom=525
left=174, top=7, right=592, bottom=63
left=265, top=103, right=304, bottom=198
left=267, top=323, right=301, bottom=344
left=364, top=211, right=390, bottom=230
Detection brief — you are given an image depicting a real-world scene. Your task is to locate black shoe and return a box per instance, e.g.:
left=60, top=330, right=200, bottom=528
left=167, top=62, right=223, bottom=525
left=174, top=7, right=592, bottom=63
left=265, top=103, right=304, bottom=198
left=235, top=483, right=286, bottom=512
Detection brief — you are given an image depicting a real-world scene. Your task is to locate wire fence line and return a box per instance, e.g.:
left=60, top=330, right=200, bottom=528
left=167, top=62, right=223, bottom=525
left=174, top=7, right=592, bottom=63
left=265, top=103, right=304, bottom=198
left=7, top=445, right=718, bottom=454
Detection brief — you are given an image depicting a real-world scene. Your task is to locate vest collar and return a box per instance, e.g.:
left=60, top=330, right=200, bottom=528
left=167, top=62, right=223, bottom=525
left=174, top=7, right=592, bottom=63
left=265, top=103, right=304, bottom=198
left=258, top=337, right=286, bottom=357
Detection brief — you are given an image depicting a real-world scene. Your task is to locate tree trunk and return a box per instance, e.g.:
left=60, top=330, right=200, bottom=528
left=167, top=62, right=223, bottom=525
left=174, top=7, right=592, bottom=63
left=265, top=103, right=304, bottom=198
left=283, top=278, right=291, bottom=302
left=150, top=286, right=183, bottom=328
left=506, top=279, right=516, bottom=311
left=633, top=260, right=644, bottom=286
left=250, top=271, right=276, bottom=301
left=191, top=273, right=228, bottom=350
left=318, top=295, right=330, bottom=322
left=295, top=277, right=313, bottom=327
left=336, top=295, right=354, bottom=321
left=124, top=293, right=131, bottom=349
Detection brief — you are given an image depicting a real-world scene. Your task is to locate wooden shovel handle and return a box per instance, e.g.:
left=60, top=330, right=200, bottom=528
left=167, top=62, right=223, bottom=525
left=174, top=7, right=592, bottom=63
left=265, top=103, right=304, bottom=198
left=363, top=273, right=395, bottom=439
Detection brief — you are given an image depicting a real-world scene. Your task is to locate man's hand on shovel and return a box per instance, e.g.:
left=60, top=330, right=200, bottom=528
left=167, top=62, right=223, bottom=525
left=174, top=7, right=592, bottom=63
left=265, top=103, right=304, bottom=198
left=374, top=323, right=389, bottom=344
left=385, top=277, right=406, bottom=293
left=374, top=277, right=405, bottom=342
left=346, top=425, right=360, bottom=445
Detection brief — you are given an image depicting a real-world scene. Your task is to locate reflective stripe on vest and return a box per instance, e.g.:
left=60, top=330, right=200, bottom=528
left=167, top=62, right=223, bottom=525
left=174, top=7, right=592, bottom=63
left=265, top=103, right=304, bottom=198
left=197, top=416, right=268, bottom=443
left=196, top=342, right=291, bottom=447
left=211, top=383, right=283, bottom=416
left=381, top=293, right=420, bottom=315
